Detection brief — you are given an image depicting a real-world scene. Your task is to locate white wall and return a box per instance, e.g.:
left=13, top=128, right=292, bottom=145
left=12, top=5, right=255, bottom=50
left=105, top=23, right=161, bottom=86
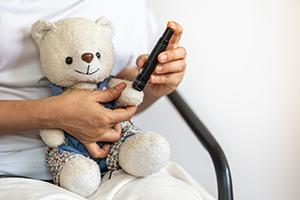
left=134, top=0, right=300, bottom=199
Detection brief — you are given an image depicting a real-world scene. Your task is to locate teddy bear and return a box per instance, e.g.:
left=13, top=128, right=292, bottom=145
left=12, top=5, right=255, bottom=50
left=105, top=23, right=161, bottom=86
left=31, top=17, right=170, bottom=197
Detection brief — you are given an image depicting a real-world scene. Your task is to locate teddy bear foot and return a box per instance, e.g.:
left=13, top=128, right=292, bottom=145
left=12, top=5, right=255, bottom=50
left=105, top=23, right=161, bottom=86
left=59, top=155, right=101, bottom=197
left=119, top=132, right=170, bottom=177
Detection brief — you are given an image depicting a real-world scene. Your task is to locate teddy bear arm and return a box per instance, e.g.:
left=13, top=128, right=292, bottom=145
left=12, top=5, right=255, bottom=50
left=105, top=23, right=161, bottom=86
left=39, top=129, right=65, bottom=148
left=108, top=78, right=144, bottom=106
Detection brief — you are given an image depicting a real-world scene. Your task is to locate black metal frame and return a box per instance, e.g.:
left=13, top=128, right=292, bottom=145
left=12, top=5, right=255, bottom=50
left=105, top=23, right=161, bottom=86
left=167, top=91, right=234, bottom=200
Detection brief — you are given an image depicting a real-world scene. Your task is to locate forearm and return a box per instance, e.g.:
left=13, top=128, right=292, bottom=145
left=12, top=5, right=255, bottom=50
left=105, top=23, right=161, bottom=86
left=0, top=99, right=52, bottom=134
left=116, top=66, right=160, bottom=113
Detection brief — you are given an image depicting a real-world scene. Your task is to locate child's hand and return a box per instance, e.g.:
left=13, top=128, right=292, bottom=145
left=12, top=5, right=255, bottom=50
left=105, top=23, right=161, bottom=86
left=136, top=21, right=186, bottom=98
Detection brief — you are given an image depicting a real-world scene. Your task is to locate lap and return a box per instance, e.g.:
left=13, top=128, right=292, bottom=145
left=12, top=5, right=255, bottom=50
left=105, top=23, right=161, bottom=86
left=0, top=162, right=215, bottom=200
left=0, top=177, right=84, bottom=200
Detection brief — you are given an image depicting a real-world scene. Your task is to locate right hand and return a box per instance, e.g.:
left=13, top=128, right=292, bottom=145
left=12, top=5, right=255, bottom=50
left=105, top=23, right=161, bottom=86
left=45, top=82, right=137, bottom=158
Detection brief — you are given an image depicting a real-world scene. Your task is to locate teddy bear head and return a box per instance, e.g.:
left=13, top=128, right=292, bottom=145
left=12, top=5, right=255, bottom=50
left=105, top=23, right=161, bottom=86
left=31, top=17, right=114, bottom=87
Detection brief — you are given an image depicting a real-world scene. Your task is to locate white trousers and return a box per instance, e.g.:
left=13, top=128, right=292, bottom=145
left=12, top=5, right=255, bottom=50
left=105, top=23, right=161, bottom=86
left=0, top=162, right=215, bottom=200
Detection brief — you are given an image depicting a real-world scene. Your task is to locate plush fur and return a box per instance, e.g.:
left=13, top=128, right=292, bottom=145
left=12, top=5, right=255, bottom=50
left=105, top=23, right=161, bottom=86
left=59, top=155, right=101, bottom=197
left=119, top=133, right=170, bottom=177
left=31, top=17, right=170, bottom=197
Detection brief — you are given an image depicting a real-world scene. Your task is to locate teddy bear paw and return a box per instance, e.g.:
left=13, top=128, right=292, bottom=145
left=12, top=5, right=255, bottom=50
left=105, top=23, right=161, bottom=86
left=39, top=129, right=65, bottom=148
left=119, top=132, right=170, bottom=177
left=59, top=155, right=101, bottom=197
left=117, top=85, right=144, bottom=106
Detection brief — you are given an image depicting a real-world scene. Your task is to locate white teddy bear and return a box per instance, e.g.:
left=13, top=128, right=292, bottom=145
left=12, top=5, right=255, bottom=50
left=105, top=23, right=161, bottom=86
left=31, top=17, right=170, bottom=197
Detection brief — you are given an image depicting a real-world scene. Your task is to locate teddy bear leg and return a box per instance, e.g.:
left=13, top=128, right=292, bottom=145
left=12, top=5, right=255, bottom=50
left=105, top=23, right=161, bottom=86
left=118, top=121, right=170, bottom=177
left=46, top=148, right=101, bottom=197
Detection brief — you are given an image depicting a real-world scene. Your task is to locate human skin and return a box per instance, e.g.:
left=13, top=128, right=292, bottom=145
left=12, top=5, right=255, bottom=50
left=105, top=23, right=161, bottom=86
left=118, top=21, right=186, bottom=113
left=0, top=21, right=186, bottom=157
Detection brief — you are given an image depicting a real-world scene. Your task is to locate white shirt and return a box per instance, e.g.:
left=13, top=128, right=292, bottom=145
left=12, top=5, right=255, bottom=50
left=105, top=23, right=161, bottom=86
left=0, top=0, right=156, bottom=180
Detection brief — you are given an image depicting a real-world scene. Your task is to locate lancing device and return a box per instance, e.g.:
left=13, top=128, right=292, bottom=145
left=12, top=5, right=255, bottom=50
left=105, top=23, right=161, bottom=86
left=132, top=27, right=174, bottom=91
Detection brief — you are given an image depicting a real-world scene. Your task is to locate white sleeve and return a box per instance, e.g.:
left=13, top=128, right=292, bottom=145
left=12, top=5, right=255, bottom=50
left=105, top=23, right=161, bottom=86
left=127, top=0, right=158, bottom=67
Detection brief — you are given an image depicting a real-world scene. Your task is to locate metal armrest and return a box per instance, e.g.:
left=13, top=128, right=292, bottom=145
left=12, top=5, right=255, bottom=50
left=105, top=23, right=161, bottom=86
left=167, top=91, right=234, bottom=200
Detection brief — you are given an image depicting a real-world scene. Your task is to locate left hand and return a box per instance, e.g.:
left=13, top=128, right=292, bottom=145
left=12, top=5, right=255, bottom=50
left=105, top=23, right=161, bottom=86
left=136, top=21, right=187, bottom=98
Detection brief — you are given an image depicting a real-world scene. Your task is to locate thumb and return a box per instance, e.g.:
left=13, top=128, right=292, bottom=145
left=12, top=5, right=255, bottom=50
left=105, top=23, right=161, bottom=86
left=94, top=82, right=126, bottom=103
left=136, top=54, right=148, bottom=70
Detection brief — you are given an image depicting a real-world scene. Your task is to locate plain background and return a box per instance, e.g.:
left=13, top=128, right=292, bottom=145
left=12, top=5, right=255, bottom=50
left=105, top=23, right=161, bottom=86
left=133, top=0, right=300, bottom=200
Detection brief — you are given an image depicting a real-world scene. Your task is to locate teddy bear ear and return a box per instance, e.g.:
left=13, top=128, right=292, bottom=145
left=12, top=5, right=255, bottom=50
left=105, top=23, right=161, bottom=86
left=31, top=20, right=55, bottom=45
left=95, top=17, right=114, bottom=39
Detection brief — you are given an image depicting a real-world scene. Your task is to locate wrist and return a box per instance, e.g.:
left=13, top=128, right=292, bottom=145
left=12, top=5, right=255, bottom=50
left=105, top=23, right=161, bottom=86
left=144, top=85, right=162, bottom=99
left=36, top=96, right=59, bottom=129
left=136, top=86, right=160, bottom=114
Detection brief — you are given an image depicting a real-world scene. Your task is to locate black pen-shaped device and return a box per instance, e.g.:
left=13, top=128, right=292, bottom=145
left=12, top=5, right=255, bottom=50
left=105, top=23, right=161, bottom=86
left=132, top=27, right=174, bottom=91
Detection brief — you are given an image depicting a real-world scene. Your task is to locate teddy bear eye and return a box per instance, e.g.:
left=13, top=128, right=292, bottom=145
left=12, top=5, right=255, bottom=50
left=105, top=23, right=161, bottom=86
left=96, top=52, right=101, bottom=59
left=65, top=57, right=73, bottom=65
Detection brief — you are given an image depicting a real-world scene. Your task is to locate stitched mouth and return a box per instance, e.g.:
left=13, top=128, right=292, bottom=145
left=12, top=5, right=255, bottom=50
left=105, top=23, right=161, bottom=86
left=74, top=65, right=100, bottom=75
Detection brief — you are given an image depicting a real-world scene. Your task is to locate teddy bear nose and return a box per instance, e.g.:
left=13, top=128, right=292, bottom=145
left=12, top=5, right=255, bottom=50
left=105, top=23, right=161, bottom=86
left=81, top=53, right=94, bottom=63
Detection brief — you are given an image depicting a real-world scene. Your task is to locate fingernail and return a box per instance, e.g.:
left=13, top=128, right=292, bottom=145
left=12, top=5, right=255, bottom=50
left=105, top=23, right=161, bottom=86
left=170, top=21, right=176, bottom=29
left=160, top=54, right=168, bottom=62
left=116, top=82, right=126, bottom=89
left=150, top=75, right=154, bottom=81
left=151, top=75, right=156, bottom=82
left=137, top=55, right=147, bottom=66
left=138, top=59, right=143, bottom=66
left=156, top=66, right=163, bottom=72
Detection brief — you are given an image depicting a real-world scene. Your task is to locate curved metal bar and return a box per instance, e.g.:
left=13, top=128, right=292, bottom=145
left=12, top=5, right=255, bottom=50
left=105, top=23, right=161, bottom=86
left=167, top=91, right=234, bottom=200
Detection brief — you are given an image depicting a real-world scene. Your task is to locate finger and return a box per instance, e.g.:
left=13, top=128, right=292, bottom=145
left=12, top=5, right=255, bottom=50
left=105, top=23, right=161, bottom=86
left=84, top=143, right=111, bottom=159
left=167, top=21, right=183, bottom=49
left=94, top=83, right=126, bottom=102
left=136, top=54, right=148, bottom=69
left=150, top=72, right=184, bottom=85
left=158, top=47, right=187, bottom=63
left=155, top=60, right=186, bottom=74
left=105, top=106, right=138, bottom=123
left=96, top=125, right=122, bottom=142
left=113, top=123, right=122, bottom=133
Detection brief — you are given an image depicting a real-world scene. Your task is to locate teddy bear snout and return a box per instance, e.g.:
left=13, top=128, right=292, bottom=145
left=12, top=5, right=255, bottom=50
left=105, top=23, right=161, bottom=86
left=81, top=53, right=94, bottom=63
